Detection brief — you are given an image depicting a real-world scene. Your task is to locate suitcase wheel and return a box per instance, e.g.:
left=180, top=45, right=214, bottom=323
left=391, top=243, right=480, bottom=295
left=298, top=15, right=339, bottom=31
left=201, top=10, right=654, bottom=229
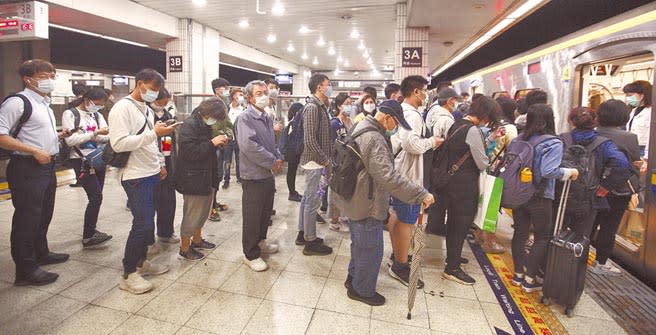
left=540, top=296, right=551, bottom=306
left=565, top=307, right=574, bottom=318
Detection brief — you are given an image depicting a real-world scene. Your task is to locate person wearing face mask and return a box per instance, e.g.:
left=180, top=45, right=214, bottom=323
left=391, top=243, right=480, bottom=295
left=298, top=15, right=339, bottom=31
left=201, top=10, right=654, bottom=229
left=209, top=79, right=236, bottom=221
left=109, top=68, right=177, bottom=294
left=334, top=99, right=435, bottom=306
left=327, top=93, right=353, bottom=232
left=224, top=88, right=245, bottom=188
left=148, top=88, right=180, bottom=249
left=354, top=94, right=376, bottom=123
left=265, top=79, right=285, bottom=136
left=295, top=74, right=335, bottom=256
left=386, top=76, right=443, bottom=289
left=237, top=80, right=283, bottom=272
left=211, top=77, right=231, bottom=105
left=62, top=87, right=112, bottom=248
left=174, top=98, right=229, bottom=261
left=0, top=59, right=73, bottom=286
left=623, top=80, right=652, bottom=171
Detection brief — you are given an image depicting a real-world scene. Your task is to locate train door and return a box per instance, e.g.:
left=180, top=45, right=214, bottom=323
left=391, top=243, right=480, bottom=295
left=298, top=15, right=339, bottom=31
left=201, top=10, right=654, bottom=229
left=576, top=52, right=655, bottom=278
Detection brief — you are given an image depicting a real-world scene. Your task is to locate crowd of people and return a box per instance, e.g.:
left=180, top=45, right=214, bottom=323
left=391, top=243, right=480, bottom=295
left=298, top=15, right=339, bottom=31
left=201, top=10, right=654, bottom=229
left=0, top=59, right=651, bottom=306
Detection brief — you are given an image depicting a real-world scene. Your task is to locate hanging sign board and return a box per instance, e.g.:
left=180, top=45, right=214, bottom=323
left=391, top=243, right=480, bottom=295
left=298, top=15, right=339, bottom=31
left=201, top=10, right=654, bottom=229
left=0, top=1, right=48, bottom=42
left=169, top=56, right=183, bottom=72
left=402, top=47, right=423, bottom=67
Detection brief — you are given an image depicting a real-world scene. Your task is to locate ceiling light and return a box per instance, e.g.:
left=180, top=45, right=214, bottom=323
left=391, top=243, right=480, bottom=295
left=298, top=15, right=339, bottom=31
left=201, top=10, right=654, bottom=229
left=301, top=52, right=308, bottom=60
left=271, top=0, right=285, bottom=16
left=369, top=64, right=376, bottom=69
left=357, top=40, right=365, bottom=50
left=328, top=46, right=336, bottom=55
left=383, top=65, right=394, bottom=71
left=373, top=69, right=380, bottom=76
left=337, top=55, right=343, bottom=63
left=334, top=68, right=340, bottom=76
left=299, top=25, right=310, bottom=34
left=350, top=28, right=360, bottom=39
left=192, top=0, right=207, bottom=6
left=362, top=51, right=369, bottom=58
left=238, top=19, right=249, bottom=28
left=354, top=71, right=359, bottom=75
left=313, top=57, right=319, bottom=65
left=317, top=36, right=326, bottom=47
left=287, top=43, right=295, bottom=52
left=267, top=33, right=276, bottom=43
left=366, top=58, right=373, bottom=64
left=343, top=59, right=350, bottom=67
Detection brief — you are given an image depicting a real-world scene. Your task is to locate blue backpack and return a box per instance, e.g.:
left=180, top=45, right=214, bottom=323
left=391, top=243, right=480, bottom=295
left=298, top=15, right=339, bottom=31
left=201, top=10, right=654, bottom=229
left=495, top=134, right=557, bottom=209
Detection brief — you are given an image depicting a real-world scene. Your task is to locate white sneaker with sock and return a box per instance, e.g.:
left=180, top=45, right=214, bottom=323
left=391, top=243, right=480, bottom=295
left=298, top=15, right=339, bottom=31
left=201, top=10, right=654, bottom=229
left=147, top=243, right=164, bottom=258
left=138, top=260, right=169, bottom=276
left=243, top=256, right=268, bottom=272
left=158, top=234, right=181, bottom=244
left=591, top=260, right=621, bottom=275
left=258, top=240, right=279, bottom=254
left=119, top=272, right=153, bottom=294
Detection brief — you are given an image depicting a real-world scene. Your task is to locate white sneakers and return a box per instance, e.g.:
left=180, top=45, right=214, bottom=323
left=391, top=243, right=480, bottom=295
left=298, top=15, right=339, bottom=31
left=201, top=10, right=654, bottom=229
left=329, top=218, right=350, bottom=232
left=258, top=240, right=279, bottom=254
left=119, top=272, right=154, bottom=294
left=147, top=243, right=164, bottom=258
left=591, top=261, right=622, bottom=276
left=158, top=234, right=181, bottom=244
left=243, top=256, right=268, bottom=272
left=137, top=260, right=169, bottom=276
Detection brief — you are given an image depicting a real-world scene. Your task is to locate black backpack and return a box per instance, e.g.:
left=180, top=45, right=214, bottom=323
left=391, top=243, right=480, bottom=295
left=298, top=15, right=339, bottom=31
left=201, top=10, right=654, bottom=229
left=328, top=126, right=378, bottom=200
left=59, top=107, right=100, bottom=164
left=0, top=94, right=33, bottom=160
left=559, top=132, right=609, bottom=214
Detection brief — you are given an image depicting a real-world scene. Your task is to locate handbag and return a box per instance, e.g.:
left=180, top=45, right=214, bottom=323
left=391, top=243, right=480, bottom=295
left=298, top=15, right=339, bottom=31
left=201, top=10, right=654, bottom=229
left=429, top=125, right=471, bottom=191
left=474, top=172, right=504, bottom=232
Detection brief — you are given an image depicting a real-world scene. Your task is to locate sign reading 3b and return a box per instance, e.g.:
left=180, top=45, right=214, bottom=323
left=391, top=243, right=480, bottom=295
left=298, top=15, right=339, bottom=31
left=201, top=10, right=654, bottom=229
left=402, top=47, right=423, bottom=67
left=0, top=1, right=48, bottom=42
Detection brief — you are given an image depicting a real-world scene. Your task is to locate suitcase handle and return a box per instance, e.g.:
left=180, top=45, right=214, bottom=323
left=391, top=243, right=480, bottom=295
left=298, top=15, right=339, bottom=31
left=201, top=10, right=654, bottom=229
left=554, top=179, right=571, bottom=236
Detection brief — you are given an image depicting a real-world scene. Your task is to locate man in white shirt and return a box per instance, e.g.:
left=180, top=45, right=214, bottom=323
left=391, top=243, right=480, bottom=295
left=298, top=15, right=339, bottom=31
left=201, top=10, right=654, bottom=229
left=387, top=75, right=442, bottom=288
left=224, top=87, right=245, bottom=187
left=109, top=68, right=177, bottom=295
left=0, top=59, right=73, bottom=286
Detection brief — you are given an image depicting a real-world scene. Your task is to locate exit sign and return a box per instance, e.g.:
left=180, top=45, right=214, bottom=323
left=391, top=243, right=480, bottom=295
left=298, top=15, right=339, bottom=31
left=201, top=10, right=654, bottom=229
left=0, top=1, right=48, bottom=42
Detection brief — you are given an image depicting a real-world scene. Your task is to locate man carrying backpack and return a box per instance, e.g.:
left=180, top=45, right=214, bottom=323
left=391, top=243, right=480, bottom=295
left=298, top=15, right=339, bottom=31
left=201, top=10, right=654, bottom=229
left=335, top=100, right=435, bottom=306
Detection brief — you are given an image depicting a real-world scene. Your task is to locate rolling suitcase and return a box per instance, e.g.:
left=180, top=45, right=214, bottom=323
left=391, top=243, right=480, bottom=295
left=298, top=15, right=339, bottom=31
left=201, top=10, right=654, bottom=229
left=541, top=179, right=590, bottom=317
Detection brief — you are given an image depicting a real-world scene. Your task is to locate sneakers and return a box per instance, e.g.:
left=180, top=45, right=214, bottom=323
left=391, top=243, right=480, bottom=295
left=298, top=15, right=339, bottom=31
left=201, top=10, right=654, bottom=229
left=222, top=181, right=229, bottom=189
left=442, top=268, right=476, bottom=285
left=511, top=273, right=524, bottom=286
left=258, top=240, right=279, bottom=254
left=347, top=288, right=386, bottom=306
left=217, top=203, right=229, bottom=212
left=295, top=231, right=323, bottom=246
left=208, top=208, right=222, bottom=222
left=521, top=279, right=542, bottom=293
left=119, top=272, right=153, bottom=295
left=158, top=234, right=181, bottom=244
left=344, top=274, right=353, bottom=290
left=192, top=239, right=216, bottom=250
left=288, top=193, right=302, bottom=202
left=69, top=182, right=83, bottom=188
left=303, top=239, right=333, bottom=256
left=591, top=260, right=622, bottom=276
left=147, top=243, right=164, bottom=258
left=444, top=257, right=469, bottom=267
left=82, top=231, right=113, bottom=248
left=37, top=252, right=69, bottom=265
left=389, top=263, right=424, bottom=289
left=14, top=268, right=59, bottom=286
left=179, top=247, right=206, bottom=261
left=137, top=260, right=169, bottom=276
left=387, top=253, right=414, bottom=267
left=329, top=219, right=350, bottom=232
left=243, top=256, right=268, bottom=272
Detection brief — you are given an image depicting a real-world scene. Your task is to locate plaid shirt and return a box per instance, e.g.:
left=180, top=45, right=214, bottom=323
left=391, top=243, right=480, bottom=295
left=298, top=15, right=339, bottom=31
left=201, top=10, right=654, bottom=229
left=300, top=95, right=332, bottom=166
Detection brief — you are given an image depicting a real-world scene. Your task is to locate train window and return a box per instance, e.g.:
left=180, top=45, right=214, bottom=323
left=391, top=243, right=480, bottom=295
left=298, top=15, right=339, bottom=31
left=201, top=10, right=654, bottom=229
left=513, top=88, right=538, bottom=100
left=491, top=91, right=510, bottom=99
left=580, top=53, right=654, bottom=254
left=527, top=61, right=541, bottom=75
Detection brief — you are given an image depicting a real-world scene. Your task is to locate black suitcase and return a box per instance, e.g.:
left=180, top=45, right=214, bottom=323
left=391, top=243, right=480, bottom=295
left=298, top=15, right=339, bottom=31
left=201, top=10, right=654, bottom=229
left=541, top=180, right=590, bottom=317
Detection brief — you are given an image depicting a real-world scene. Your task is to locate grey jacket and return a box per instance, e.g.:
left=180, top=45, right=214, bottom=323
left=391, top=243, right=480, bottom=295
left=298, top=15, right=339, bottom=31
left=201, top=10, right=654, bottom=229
left=237, top=104, right=281, bottom=180
left=337, top=116, right=429, bottom=221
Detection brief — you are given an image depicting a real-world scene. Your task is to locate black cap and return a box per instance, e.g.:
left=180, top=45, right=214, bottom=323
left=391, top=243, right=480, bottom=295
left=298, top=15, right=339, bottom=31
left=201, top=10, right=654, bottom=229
left=378, top=100, right=411, bottom=130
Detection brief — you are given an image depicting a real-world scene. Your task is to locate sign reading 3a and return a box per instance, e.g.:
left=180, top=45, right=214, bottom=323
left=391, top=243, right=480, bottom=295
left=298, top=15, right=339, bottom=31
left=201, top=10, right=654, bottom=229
left=402, top=47, right=422, bottom=67
left=169, top=56, right=183, bottom=72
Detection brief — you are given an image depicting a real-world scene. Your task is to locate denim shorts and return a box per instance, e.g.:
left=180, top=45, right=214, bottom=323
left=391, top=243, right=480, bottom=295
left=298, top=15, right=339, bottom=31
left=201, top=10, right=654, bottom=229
left=391, top=197, right=420, bottom=224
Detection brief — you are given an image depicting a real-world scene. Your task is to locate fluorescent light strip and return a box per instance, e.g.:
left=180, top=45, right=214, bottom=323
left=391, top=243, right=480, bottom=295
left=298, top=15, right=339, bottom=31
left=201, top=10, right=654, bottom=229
left=432, top=0, right=546, bottom=77
left=50, top=23, right=149, bottom=48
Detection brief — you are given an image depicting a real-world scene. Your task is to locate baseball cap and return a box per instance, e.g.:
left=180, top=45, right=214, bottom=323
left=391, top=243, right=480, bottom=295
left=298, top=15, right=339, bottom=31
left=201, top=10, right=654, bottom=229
left=438, top=87, right=461, bottom=102
left=378, top=100, right=411, bottom=130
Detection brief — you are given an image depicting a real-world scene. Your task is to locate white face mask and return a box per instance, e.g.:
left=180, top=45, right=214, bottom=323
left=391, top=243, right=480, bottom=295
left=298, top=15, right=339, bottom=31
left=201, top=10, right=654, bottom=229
left=140, top=86, right=159, bottom=103
left=255, top=95, right=269, bottom=109
left=237, top=96, right=245, bottom=104
left=342, top=105, right=353, bottom=114
left=87, top=101, right=103, bottom=114
left=363, top=103, right=376, bottom=113
left=269, top=89, right=279, bottom=99
left=35, top=78, right=56, bottom=94
left=204, top=117, right=217, bottom=126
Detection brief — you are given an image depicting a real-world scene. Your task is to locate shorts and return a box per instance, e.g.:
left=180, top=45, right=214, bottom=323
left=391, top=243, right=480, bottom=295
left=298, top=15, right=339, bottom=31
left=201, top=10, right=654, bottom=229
left=391, top=197, right=420, bottom=224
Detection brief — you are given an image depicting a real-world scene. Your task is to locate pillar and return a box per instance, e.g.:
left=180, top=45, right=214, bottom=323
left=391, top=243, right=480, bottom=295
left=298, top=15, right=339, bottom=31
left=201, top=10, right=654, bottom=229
left=394, top=2, right=429, bottom=82
left=293, top=66, right=311, bottom=97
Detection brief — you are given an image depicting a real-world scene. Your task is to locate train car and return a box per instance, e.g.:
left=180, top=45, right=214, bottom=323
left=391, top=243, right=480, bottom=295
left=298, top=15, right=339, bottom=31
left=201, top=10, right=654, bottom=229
left=453, top=3, right=656, bottom=284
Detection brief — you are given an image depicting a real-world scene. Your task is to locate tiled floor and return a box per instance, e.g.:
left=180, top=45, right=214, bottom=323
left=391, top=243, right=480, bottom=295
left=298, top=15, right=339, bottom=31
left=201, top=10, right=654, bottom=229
left=0, top=170, right=629, bottom=335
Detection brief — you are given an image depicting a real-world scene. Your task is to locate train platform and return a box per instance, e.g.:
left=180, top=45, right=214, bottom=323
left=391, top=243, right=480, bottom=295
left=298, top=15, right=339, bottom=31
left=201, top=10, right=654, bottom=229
left=0, top=170, right=653, bottom=335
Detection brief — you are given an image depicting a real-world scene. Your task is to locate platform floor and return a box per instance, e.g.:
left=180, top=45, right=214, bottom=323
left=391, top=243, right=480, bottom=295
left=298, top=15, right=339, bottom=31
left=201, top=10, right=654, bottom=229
left=0, top=170, right=634, bottom=335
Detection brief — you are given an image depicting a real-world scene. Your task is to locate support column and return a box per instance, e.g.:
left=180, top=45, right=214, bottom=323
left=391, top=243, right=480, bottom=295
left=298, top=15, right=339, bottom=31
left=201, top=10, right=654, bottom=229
left=293, top=66, right=310, bottom=97
left=394, top=2, right=429, bottom=82
left=166, top=19, right=219, bottom=117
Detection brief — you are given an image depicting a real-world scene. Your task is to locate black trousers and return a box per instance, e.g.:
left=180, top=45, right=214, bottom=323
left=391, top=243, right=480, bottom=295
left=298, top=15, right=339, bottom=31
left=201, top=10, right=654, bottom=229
left=592, top=195, right=630, bottom=264
left=70, top=158, right=82, bottom=183
left=7, top=156, right=56, bottom=277
left=242, top=177, right=275, bottom=260
left=153, top=175, right=176, bottom=239
left=286, top=154, right=300, bottom=195
left=444, top=174, right=478, bottom=271
left=511, top=196, right=554, bottom=277
left=427, top=191, right=447, bottom=235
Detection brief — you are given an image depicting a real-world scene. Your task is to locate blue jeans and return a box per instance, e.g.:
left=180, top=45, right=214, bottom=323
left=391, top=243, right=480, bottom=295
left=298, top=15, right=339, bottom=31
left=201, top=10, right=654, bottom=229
left=298, top=168, right=323, bottom=240
left=223, top=141, right=240, bottom=182
left=122, top=174, right=159, bottom=274
left=348, top=218, right=384, bottom=297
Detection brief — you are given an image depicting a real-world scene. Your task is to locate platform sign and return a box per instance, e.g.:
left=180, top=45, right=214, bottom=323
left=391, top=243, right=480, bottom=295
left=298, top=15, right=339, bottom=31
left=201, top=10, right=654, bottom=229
left=402, top=47, right=422, bottom=67
left=169, top=56, right=183, bottom=72
left=0, top=1, right=48, bottom=42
